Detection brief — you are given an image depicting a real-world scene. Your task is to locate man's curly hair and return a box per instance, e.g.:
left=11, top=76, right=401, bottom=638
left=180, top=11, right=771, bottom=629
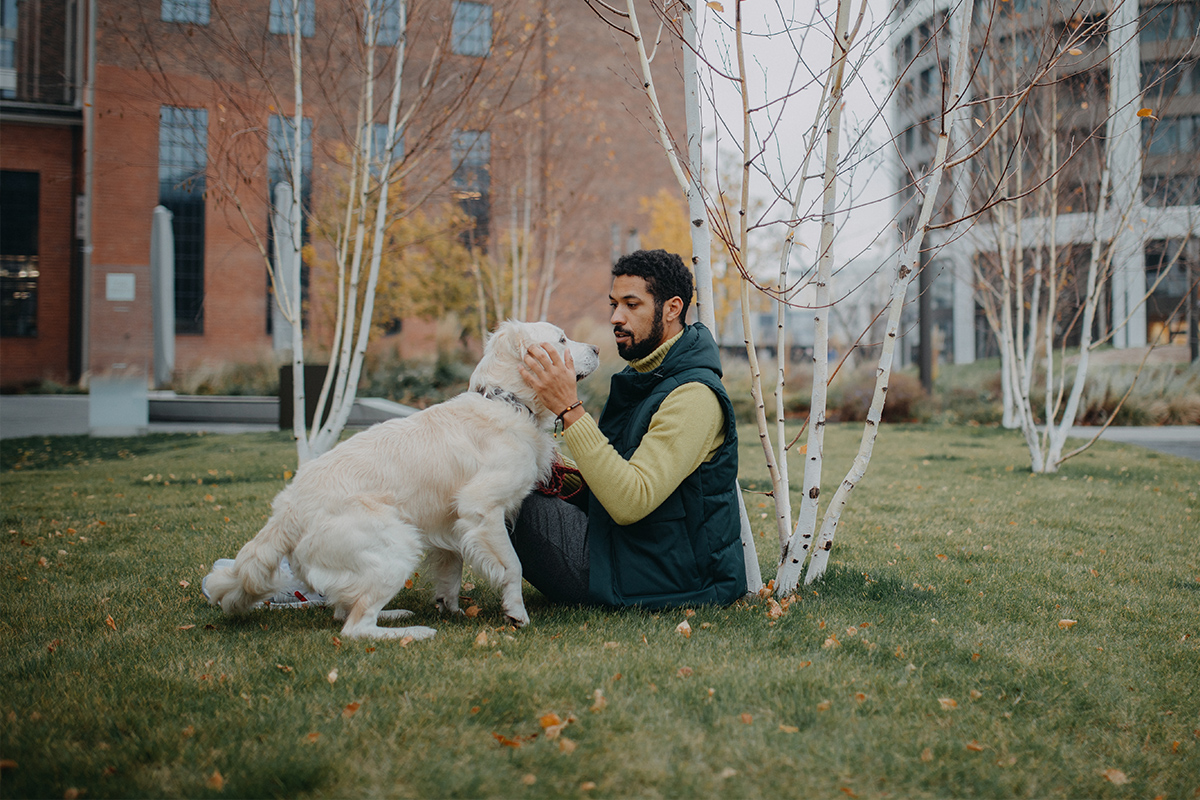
left=611, top=249, right=694, bottom=322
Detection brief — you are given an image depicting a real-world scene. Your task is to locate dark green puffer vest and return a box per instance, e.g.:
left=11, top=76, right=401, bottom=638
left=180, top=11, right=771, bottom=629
left=586, top=322, right=746, bottom=608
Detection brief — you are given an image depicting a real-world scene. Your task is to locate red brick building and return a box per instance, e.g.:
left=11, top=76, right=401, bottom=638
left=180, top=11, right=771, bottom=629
left=0, top=0, right=684, bottom=390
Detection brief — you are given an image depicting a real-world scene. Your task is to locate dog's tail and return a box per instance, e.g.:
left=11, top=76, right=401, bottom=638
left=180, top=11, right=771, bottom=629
left=204, top=511, right=297, bottom=614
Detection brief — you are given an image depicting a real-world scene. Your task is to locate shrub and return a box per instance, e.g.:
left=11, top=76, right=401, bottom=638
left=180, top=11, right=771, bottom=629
left=834, top=369, right=927, bottom=423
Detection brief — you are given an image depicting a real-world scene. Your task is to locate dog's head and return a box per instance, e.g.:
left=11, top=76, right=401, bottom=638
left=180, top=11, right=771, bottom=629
left=470, top=320, right=600, bottom=424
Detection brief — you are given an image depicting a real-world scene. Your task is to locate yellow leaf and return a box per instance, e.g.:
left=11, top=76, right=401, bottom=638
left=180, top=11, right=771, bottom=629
left=823, top=635, right=840, bottom=648
left=718, top=767, right=738, bottom=779
left=817, top=700, right=831, bottom=711
left=204, top=494, right=215, bottom=502
left=740, top=713, right=753, bottom=724
left=342, top=701, right=361, bottom=719
left=558, top=737, right=577, bottom=754
left=580, top=782, right=597, bottom=791
left=540, top=712, right=563, bottom=728
left=1137, top=108, right=1155, bottom=118
left=920, top=747, right=934, bottom=762
left=64, top=788, right=81, bottom=799
left=283, top=470, right=294, bottom=480
left=936, top=554, right=948, bottom=561
left=779, top=724, right=799, bottom=734
left=590, top=688, right=607, bottom=712
left=178, top=624, right=195, bottom=631
left=938, top=697, right=958, bottom=710
left=676, top=620, right=692, bottom=638
left=465, top=605, right=480, bottom=618
left=855, top=692, right=867, bottom=702
left=970, top=689, right=983, bottom=700
left=706, top=1, right=724, bottom=10
left=521, top=774, right=537, bottom=785
left=1058, top=619, right=1078, bottom=629
left=306, top=732, right=320, bottom=743
left=766, top=599, right=784, bottom=620
left=105, top=614, right=117, bottom=631
left=1101, top=768, right=1130, bottom=785
left=798, top=660, right=812, bottom=668
left=966, top=740, right=984, bottom=752
left=179, top=580, right=190, bottom=588
left=474, top=630, right=490, bottom=648
left=206, top=769, right=225, bottom=791
left=1068, top=47, right=1083, bottom=55
left=276, top=663, right=293, bottom=673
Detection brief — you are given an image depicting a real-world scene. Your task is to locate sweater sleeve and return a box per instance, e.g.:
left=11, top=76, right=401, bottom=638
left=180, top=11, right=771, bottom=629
left=562, top=382, right=725, bottom=526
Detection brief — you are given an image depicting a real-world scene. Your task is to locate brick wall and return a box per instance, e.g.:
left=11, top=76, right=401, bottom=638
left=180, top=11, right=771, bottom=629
left=0, top=122, right=78, bottom=389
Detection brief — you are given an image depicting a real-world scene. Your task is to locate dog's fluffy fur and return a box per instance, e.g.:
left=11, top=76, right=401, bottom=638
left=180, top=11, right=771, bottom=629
left=203, top=321, right=599, bottom=640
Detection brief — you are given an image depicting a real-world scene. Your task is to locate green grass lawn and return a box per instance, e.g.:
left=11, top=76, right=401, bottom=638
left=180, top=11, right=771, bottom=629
left=2, top=424, right=1198, bottom=799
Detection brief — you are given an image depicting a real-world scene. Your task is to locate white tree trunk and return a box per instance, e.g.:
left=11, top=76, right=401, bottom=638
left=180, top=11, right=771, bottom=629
left=799, top=0, right=974, bottom=586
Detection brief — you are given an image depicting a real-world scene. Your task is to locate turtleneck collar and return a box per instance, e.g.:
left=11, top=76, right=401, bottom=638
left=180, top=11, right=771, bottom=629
left=629, top=330, right=684, bottom=374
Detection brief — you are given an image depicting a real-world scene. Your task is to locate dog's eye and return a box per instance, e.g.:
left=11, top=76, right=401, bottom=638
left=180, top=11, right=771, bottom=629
left=559, top=337, right=566, bottom=344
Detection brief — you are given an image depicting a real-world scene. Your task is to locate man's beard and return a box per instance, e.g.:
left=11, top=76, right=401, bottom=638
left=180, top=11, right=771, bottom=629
left=615, top=305, right=665, bottom=361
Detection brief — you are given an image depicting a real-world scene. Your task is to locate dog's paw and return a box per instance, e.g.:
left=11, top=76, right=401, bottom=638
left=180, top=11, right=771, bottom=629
left=378, top=608, right=415, bottom=620
left=505, top=609, right=530, bottom=628
left=435, top=597, right=463, bottom=615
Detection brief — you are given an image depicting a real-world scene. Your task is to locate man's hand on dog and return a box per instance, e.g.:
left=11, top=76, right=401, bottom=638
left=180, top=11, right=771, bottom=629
left=520, top=344, right=585, bottom=427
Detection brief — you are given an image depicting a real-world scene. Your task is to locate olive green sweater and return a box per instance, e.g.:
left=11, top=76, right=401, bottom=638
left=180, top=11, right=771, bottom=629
left=563, top=331, right=725, bottom=526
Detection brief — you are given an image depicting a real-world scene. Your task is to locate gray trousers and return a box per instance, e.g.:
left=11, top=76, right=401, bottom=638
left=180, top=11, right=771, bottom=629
left=509, top=492, right=592, bottom=606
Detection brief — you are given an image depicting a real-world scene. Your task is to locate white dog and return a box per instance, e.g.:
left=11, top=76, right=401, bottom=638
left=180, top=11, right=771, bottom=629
left=203, top=321, right=599, bottom=640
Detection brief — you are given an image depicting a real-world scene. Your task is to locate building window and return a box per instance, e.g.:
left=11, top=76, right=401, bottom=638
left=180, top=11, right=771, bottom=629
left=159, top=106, right=208, bottom=335
left=1142, top=114, right=1199, bottom=156
left=371, top=122, right=404, bottom=177
left=451, top=129, right=490, bottom=247
left=267, top=114, right=313, bottom=333
left=1143, top=174, right=1200, bottom=206
left=162, top=0, right=209, bottom=24
left=1141, top=3, right=1197, bottom=42
left=269, top=0, right=315, bottom=37
left=365, top=0, right=401, bottom=45
left=452, top=1, right=491, bottom=57
left=1, top=170, right=38, bottom=338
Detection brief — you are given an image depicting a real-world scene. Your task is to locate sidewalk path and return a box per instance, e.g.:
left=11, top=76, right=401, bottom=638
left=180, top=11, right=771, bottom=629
left=3, top=395, right=1198, bottom=461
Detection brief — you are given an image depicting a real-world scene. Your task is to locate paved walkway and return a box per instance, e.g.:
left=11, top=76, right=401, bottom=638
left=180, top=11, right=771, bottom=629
left=2, top=395, right=1198, bottom=461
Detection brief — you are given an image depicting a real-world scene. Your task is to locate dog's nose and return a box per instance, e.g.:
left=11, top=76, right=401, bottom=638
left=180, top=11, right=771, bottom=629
left=590, top=345, right=599, bottom=355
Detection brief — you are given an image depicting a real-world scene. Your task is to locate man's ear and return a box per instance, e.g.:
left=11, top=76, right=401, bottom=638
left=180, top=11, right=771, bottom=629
left=662, top=296, right=685, bottom=325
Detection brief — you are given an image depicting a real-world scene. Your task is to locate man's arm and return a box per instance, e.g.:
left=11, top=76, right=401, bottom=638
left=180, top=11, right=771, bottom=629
left=563, top=383, right=723, bottom=526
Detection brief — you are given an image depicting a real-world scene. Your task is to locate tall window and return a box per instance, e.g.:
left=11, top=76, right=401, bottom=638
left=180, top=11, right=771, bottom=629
left=451, top=129, right=490, bottom=247
left=0, top=170, right=38, bottom=338
left=451, top=1, right=491, bottom=57
left=269, top=0, right=315, bottom=37
left=1141, top=3, right=1197, bottom=42
left=267, top=114, right=313, bottom=333
left=162, top=0, right=209, bottom=24
left=159, top=106, right=208, bottom=334
left=371, top=122, right=404, bottom=177
left=365, top=0, right=401, bottom=45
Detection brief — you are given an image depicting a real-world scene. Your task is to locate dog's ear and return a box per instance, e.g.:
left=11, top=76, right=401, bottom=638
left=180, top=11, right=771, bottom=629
left=469, top=319, right=526, bottom=392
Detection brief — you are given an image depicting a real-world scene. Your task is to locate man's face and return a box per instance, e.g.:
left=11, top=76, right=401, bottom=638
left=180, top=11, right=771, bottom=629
left=609, top=274, right=665, bottom=361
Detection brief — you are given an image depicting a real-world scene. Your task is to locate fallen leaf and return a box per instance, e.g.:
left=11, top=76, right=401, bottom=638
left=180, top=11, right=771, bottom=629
left=462, top=582, right=475, bottom=590
left=676, top=620, right=692, bottom=638
left=38, top=557, right=48, bottom=568
left=970, top=689, right=983, bottom=700
left=179, top=580, right=190, bottom=588
left=204, top=494, right=215, bottom=502
left=766, top=598, right=784, bottom=620
left=327, top=668, right=338, bottom=684
left=580, top=782, right=596, bottom=791
left=938, top=698, right=958, bottom=710
left=706, top=1, right=724, bottom=10
left=1101, top=768, right=1130, bottom=785
left=521, top=774, right=537, bottom=785
left=966, top=740, right=984, bottom=752
left=474, top=630, right=490, bottom=648
left=676, top=666, right=694, bottom=678
left=1058, top=619, right=1078, bottom=629
left=798, top=660, right=812, bottom=668
left=177, top=624, right=195, bottom=631
left=920, top=747, right=934, bottom=762
left=465, top=605, right=481, bottom=618
left=855, top=692, right=867, bottom=702
left=283, top=470, right=293, bottom=480
left=332, top=636, right=342, bottom=647
left=590, top=688, right=607, bottom=712
left=306, top=732, right=320, bottom=743
left=817, top=700, right=832, bottom=712
left=206, top=769, right=225, bottom=791
left=604, top=641, right=618, bottom=649
left=558, top=737, right=577, bottom=754
left=779, top=724, right=799, bottom=733
left=492, top=732, right=523, bottom=748
left=182, top=726, right=195, bottom=737
left=540, top=712, right=562, bottom=729
left=343, top=702, right=361, bottom=719
left=64, top=788, right=81, bottom=799
left=276, top=663, right=293, bottom=673
left=936, top=554, right=948, bottom=561
left=740, top=713, right=753, bottom=724
left=823, top=635, right=840, bottom=649
left=105, top=615, right=116, bottom=631
left=404, top=579, right=414, bottom=589
left=840, top=788, right=858, bottom=798
left=718, top=767, right=738, bottom=779
left=399, top=636, right=414, bottom=647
